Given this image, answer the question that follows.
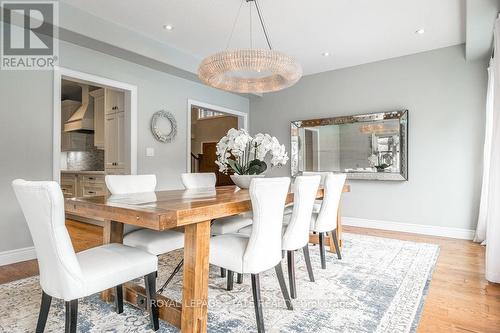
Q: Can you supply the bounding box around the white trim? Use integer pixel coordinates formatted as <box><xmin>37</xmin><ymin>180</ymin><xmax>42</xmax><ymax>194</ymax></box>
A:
<box><xmin>342</xmin><ymin>217</ymin><xmax>475</xmax><ymax>240</ymax></box>
<box><xmin>186</xmin><ymin>99</ymin><xmax>248</xmax><ymax>172</ymax></box>
<box><xmin>0</xmin><ymin>246</ymin><xmax>36</xmax><ymax>266</ymax></box>
<box><xmin>52</xmin><ymin>66</ymin><xmax>138</xmax><ymax>182</ymax></box>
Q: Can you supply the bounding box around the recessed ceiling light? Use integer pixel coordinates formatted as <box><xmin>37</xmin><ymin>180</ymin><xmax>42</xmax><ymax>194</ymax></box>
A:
<box><xmin>163</xmin><ymin>24</ymin><xmax>174</xmax><ymax>31</ymax></box>
<box><xmin>322</xmin><ymin>52</ymin><xmax>330</xmax><ymax>57</ymax></box>
<box><xmin>415</xmin><ymin>29</ymin><xmax>425</xmax><ymax>35</ymax></box>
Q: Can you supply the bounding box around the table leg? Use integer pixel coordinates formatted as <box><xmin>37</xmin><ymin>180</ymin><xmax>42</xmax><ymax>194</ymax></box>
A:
<box><xmin>181</xmin><ymin>220</ymin><xmax>211</xmax><ymax>333</ymax></box>
<box><xmin>336</xmin><ymin>204</ymin><xmax>343</xmax><ymax>247</ymax></box>
<box><xmin>102</xmin><ymin>220</ymin><xmax>124</xmax><ymax>302</ymax></box>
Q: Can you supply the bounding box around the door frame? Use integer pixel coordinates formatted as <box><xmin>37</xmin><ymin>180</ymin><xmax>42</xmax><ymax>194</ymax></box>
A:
<box><xmin>186</xmin><ymin>99</ymin><xmax>248</xmax><ymax>172</ymax></box>
<box><xmin>53</xmin><ymin>66</ymin><xmax>138</xmax><ymax>182</ymax></box>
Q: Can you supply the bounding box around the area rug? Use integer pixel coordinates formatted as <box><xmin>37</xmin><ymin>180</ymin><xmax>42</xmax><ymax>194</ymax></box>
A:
<box><xmin>0</xmin><ymin>233</ymin><xmax>439</xmax><ymax>333</ymax></box>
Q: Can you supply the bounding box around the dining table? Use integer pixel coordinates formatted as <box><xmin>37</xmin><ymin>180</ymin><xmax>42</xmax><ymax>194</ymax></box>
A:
<box><xmin>65</xmin><ymin>184</ymin><xmax>350</xmax><ymax>333</ymax></box>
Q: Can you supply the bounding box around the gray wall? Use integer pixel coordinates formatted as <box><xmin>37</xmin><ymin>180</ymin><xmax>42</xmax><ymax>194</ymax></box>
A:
<box><xmin>250</xmin><ymin>45</ymin><xmax>488</xmax><ymax>230</ymax></box>
<box><xmin>0</xmin><ymin>40</ymin><xmax>249</xmax><ymax>253</ymax></box>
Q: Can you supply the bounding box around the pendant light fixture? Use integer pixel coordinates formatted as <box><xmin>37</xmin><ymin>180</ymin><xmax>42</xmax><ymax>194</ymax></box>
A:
<box><xmin>198</xmin><ymin>0</ymin><xmax>302</xmax><ymax>94</ymax></box>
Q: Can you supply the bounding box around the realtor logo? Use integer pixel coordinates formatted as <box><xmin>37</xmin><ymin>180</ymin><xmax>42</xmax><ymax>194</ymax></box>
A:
<box><xmin>1</xmin><ymin>1</ymin><xmax>58</xmax><ymax>70</ymax></box>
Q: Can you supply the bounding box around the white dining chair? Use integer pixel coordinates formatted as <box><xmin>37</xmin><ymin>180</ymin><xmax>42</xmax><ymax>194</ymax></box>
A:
<box><xmin>105</xmin><ymin>175</ymin><xmax>185</xmax><ymax>292</ymax></box>
<box><xmin>209</xmin><ymin>177</ymin><xmax>293</xmax><ymax>333</ymax></box>
<box><xmin>181</xmin><ymin>172</ymin><xmax>253</xmax><ymax>282</ymax></box>
<box><xmin>309</xmin><ymin>173</ymin><xmax>347</xmax><ymax>268</ymax></box>
<box><xmin>181</xmin><ymin>173</ymin><xmax>253</xmax><ymax>236</ymax></box>
<box><xmin>284</xmin><ymin>171</ymin><xmax>330</xmax><ymax>215</ymax></box>
<box><xmin>238</xmin><ymin>175</ymin><xmax>321</xmax><ymax>299</ymax></box>
<box><xmin>12</xmin><ymin>180</ymin><xmax>159</xmax><ymax>333</ymax></box>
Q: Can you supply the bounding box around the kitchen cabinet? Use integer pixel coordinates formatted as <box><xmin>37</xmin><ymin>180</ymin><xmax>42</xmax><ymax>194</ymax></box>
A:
<box><xmin>60</xmin><ymin>172</ymin><xmax>106</xmax><ymax>198</ymax></box>
<box><xmin>105</xmin><ymin>89</ymin><xmax>125</xmax><ymax>114</ymax></box>
<box><xmin>89</xmin><ymin>89</ymin><xmax>105</xmax><ymax>149</ymax></box>
<box><xmin>105</xmin><ymin>111</ymin><xmax>126</xmax><ymax>172</ymax></box>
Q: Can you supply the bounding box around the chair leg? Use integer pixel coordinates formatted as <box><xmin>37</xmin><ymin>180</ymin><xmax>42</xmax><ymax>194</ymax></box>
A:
<box><xmin>115</xmin><ymin>284</ymin><xmax>123</xmax><ymax>314</ymax></box>
<box><xmin>251</xmin><ymin>274</ymin><xmax>265</xmax><ymax>333</ymax></box>
<box><xmin>331</xmin><ymin>230</ymin><xmax>342</xmax><ymax>260</ymax></box>
<box><xmin>227</xmin><ymin>270</ymin><xmax>234</xmax><ymax>291</ymax></box>
<box><xmin>36</xmin><ymin>291</ymin><xmax>52</xmax><ymax>333</ymax></box>
<box><xmin>302</xmin><ymin>245</ymin><xmax>315</xmax><ymax>282</ymax></box>
<box><xmin>319</xmin><ymin>232</ymin><xmax>326</xmax><ymax>269</ymax></box>
<box><xmin>144</xmin><ymin>272</ymin><xmax>160</xmax><ymax>331</ymax></box>
<box><xmin>237</xmin><ymin>273</ymin><xmax>243</xmax><ymax>284</ymax></box>
<box><xmin>274</xmin><ymin>262</ymin><xmax>293</xmax><ymax>310</ymax></box>
<box><xmin>64</xmin><ymin>299</ymin><xmax>77</xmax><ymax>333</ymax></box>
<box><xmin>286</xmin><ymin>250</ymin><xmax>297</xmax><ymax>299</ymax></box>
<box><xmin>221</xmin><ymin>267</ymin><xmax>227</xmax><ymax>278</ymax></box>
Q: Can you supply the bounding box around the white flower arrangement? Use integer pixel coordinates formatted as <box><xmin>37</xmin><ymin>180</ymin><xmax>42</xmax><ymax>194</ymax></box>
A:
<box><xmin>215</xmin><ymin>128</ymin><xmax>289</xmax><ymax>175</ymax></box>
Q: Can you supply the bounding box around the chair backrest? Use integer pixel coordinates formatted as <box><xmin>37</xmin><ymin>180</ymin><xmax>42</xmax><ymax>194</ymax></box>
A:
<box><xmin>181</xmin><ymin>173</ymin><xmax>216</xmax><ymax>189</ymax></box>
<box><xmin>302</xmin><ymin>171</ymin><xmax>331</xmax><ymax>185</ymax></box>
<box><xmin>243</xmin><ymin>177</ymin><xmax>291</xmax><ymax>273</ymax></box>
<box><xmin>105</xmin><ymin>174</ymin><xmax>157</xmax><ymax>194</ymax></box>
<box><xmin>313</xmin><ymin>173</ymin><xmax>346</xmax><ymax>232</ymax></box>
<box><xmin>105</xmin><ymin>175</ymin><xmax>157</xmax><ymax>234</ymax></box>
<box><xmin>282</xmin><ymin>175</ymin><xmax>321</xmax><ymax>251</ymax></box>
<box><xmin>12</xmin><ymin>180</ymin><xmax>84</xmax><ymax>300</ymax></box>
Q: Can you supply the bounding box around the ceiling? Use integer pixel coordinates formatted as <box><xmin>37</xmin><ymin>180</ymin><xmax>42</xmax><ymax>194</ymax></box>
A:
<box><xmin>60</xmin><ymin>0</ymin><xmax>465</xmax><ymax>76</ymax></box>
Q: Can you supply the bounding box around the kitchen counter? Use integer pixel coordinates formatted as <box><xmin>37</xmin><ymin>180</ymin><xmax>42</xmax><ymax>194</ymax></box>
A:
<box><xmin>61</xmin><ymin>170</ymin><xmax>105</xmax><ymax>175</ymax></box>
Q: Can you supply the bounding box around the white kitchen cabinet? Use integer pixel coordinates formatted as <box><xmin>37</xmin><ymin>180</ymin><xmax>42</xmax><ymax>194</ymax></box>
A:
<box><xmin>105</xmin><ymin>111</ymin><xmax>126</xmax><ymax>173</ymax></box>
<box><xmin>105</xmin><ymin>89</ymin><xmax>124</xmax><ymax>114</ymax></box>
<box><xmin>89</xmin><ymin>89</ymin><xmax>105</xmax><ymax>149</ymax></box>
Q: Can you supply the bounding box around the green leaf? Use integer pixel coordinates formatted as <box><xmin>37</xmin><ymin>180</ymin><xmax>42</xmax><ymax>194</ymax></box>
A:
<box><xmin>226</xmin><ymin>159</ymin><xmax>242</xmax><ymax>174</ymax></box>
<box><xmin>247</xmin><ymin>159</ymin><xmax>267</xmax><ymax>175</ymax></box>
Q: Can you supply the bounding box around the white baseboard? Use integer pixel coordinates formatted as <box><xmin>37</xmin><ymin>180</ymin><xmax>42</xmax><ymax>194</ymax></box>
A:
<box><xmin>0</xmin><ymin>246</ymin><xmax>37</xmax><ymax>266</ymax></box>
<box><xmin>342</xmin><ymin>217</ymin><xmax>475</xmax><ymax>240</ymax></box>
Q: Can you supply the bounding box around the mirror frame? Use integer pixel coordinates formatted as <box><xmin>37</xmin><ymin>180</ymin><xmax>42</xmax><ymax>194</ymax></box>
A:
<box><xmin>290</xmin><ymin>110</ymin><xmax>408</xmax><ymax>181</ymax></box>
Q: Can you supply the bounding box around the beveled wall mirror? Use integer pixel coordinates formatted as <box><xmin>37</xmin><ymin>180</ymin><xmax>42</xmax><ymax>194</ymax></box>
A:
<box><xmin>291</xmin><ymin>110</ymin><xmax>408</xmax><ymax>180</ymax></box>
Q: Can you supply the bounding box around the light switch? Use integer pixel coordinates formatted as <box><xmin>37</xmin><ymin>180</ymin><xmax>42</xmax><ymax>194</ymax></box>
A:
<box><xmin>146</xmin><ymin>147</ymin><xmax>155</xmax><ymax>157</ymax></box>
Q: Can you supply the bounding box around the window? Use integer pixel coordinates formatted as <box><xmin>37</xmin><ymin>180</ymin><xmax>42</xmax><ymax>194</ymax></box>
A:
<box><xmin>198</xmin><ymin>108</ymin><xmax>224</xmax><ymax>119</ymax></box>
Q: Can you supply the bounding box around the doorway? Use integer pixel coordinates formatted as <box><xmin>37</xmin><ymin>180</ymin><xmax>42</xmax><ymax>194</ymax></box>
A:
<box><xmin>187</xmin><ymin>100</ymin><xmax>247</xmax><ymax>186</ymax></box>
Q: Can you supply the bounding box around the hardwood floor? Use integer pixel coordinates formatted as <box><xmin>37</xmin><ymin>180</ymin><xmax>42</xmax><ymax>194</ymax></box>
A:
<box><xmin>0</xmin><ymin>220</ymin><xmax>498</xmax><ymax>332</ymax></box>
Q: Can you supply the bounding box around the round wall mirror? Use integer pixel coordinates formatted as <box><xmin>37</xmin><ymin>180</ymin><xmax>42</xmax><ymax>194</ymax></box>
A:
<box><xmin>151</xmin><ymin>110</ymin><xmax>177</xmax><ymax>143</ymax></box>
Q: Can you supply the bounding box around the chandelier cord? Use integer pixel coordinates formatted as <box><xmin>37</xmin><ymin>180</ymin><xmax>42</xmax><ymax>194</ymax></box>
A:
<box><xmin>226</xmin><ymin>0</ymin><xmax>245</xmax><ymax>49</ymax></box>
<box><xmin>253</xmin><ymin>0</ymin><xmax>273</xmax><ymax>50</ymax></box>
<box><xmin>249</xmin><ymin>2</ymin><xmax>253</xmax><ymax>49</ymax></box>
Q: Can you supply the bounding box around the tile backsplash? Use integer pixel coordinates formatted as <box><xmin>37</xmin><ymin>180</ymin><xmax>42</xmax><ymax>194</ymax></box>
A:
<box><xmin>65</xmin><ymin>149</ymin><xmax>104</xmax><ymax>171</ymax></box>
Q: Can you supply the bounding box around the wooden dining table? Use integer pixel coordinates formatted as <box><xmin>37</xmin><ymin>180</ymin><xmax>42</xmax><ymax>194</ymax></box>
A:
<box><xmin>65</xmin><ymin>184</ymin><xmax>350</xmax><ymax>333</ymax></box>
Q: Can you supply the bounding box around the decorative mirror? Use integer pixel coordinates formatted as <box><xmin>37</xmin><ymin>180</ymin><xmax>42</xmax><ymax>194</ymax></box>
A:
<box><xmin>291</xmin><ymin>110</ymin><xmax>408</xmax><ymax>181</ymax></box>
<box><xmin>151</xmin><ymin>110</ymin><xmax>177</xmax><ymax>143</ymax></box>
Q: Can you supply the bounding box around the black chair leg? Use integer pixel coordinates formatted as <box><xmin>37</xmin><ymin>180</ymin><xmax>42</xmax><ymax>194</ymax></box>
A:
<box><xmin>237</xmin><ymin>273</ymin><xmax>243</xmax><ymax>284</ymax></box>
<box><xmin>36</xmin><ymin>291</ymin><xmax>52</xmax><ymax>333</ymax></box>
<box><xmin>227</xmin><ymin>270</ymin><xmax>234</xmax><ymax>291</ymax></box>
<box><xmin>64</xmin><ymin>299</ymin><xmax>77</xmax><ymax>333</ymax></box>
<box><xmin>286</xmin><ymin>250</ymin><xmax>297</xmax><ymax>299</ymax></box>
<box><xmin>302</xmin><ymin>245</ymin><xmax>315</xmax><ymax>282</ymax></box>
<box><xmin>319</xmin><ymin>232</ymin><xmax>326</xmax><ymax>269</ymax></box>
<box><xmin>221</xmin><ymin>267</ymin><xmax>227</xmax><ymax>278</ymax></box>
<box><xmin>274</xmin><ymin>263</ymin><xmax>293</xmax><ymax>310</ymax></box>
<box><xmin>251</xmin><ymin>274</ymin><xmax>265</xmax><ymax>333</ymax></box>
<box><xmin>331</xmin><ymin>230</ymin><xmax>342</xmax><ymax>260</ymax></box>
<box><xmin>145</xmin><ymin>272</ymin><xmax>160</xmax><ymax>331</ymax></box>
<box><xmin>115</xmin><ymin>284</ymin><xmax>123</xmax><ymax>314</ymax></box>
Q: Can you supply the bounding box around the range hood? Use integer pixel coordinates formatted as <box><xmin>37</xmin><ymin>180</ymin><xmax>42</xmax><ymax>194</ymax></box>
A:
<box><xmin>64</xmin><ymin>84</ymin><xmax>94</xmax><ymax>132</ymax></box>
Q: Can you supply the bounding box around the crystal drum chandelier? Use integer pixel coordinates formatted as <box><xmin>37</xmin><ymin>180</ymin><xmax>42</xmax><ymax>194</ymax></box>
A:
<box><xmin>198</xmin><ymin>0</ymin><xmax>302</xmax><ymax>94</ymax></box>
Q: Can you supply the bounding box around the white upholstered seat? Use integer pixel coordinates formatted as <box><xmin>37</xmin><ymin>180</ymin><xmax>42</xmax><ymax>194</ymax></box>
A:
<box><xmin>106</xmin><ymin>175</ymin><xmax>184</xmax><ymax>256</ymax></box>
<box><xmin>309</xmin><ymin>173</ymin><xmax>347</xmax><ymax>268</ymax></box>
<box><xmin>12</xmin><ymin>180</ymin><xmax>159</xmax><ymax>332</ymax></box>
<box><xmin>238</xmin><ymin>176</ymin><xmax>321</xmax><ymax>298</ymax></box>
<box><xmin>209</xmin><ymin>177</ymin><xmax>293</xmax><ymax>333</ymax></box>
<box><xmin>180</xmin><ymin>172</ymin><xmax>253</xmax><ymax>235</ymax></box>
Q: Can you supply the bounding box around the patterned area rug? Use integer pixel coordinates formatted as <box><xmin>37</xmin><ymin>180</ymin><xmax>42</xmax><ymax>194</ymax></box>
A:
<box><xmin>0</xmin><ymin>233</ymin><xmax>439</xmax><ymax>333</ymax></box>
